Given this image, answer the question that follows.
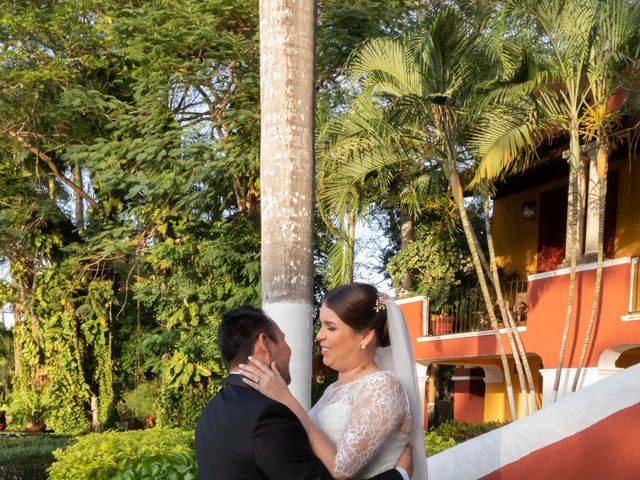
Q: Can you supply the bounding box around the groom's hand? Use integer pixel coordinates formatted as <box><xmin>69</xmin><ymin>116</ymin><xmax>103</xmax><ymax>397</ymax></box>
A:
<box><xmin>395</xmin><ymin>444</ymin><xmax>413</xmax><ymax>478</ymax></box>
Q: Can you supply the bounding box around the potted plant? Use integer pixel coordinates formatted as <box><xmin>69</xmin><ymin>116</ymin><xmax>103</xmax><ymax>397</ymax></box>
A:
<box><xmin>11</xmin><ymin>390</ymin><xmax>48</xmax><ymax>432</ymax></box>
<box><xmin>122</xmin><ymin>381</ymin><xmax>159</xmax><ymax>429</ymax></box>
<box><xmin>430</xmin><ymin>314</ymin><xmax>455</xmax><ymax>336</ymax></box>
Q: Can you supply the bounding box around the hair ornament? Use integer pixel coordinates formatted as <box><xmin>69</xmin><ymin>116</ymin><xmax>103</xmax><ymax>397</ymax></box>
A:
<box><xmin>374</xmin><ymin>292</ymin><xmax>390</xmax><ymax>312</ymax></box>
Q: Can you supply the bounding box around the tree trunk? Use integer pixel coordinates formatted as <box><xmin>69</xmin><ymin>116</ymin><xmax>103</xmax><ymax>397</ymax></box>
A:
<box><xmin>399</xmin><ymin>208</ymin><xmax>414</xmax><ymax>295</ymax></box>
<box><xmin>483</xmin><ymin>196</ymin><xmax>536</xmax><ymax>415</ymax></box>
<box><xmin>7</xmin><ymin>130</ymin><xmax>99</xmax><ymax>209</ymax></box>
<box><xmin>449</xmin><ymin>169</ymin><xmax>517</xmax><ymax>420</ymax></box>
<box><xmin>553</xmin><ymin>123</ymin><xmax>582</xmax><ymax>401</ymax></box>
<box><xmin>73</xmin><ymin>163</ymin><xmax>84</xmax><ymax>235</ymax></box>
<box><xmin>572</xmin><ymin>140</ymin><xmax>608</xmax><ymax>391</ymax></box>
<box><xmin>259</xmin><ymin>0</ymin><xmax>316</xmax><ymax>409</ymax></box>
<box><xmin>346</xmin><ymin>210</ymin><xmax>356</xmax><ymax>283</ymax></box>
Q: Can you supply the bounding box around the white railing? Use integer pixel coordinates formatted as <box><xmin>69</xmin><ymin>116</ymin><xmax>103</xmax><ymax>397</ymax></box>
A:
<box><xmin>630</xmin><ymin>256</ymin><xmax>640</xmax><ymax>314</ymax></box>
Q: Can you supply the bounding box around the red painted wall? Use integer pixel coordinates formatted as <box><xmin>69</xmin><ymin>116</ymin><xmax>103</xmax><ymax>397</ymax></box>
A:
<box><xmin>408</xmin><ymin>262</ymin><xmax>640</xmax><ymax>369</ymax></box>
<box><xmin>453</xmin><ymin>368</ymin><xmax>485</xmax><ymax>424</ymax></box>
<box><xmin>480</xmin><ymin>402</ymin><xmax>640</xmax><ymax>480</ymax></box>
<box><xmin>398</xmin><ymin>299</ymin><xmax>425</xmax><ymax>343</ymax></box>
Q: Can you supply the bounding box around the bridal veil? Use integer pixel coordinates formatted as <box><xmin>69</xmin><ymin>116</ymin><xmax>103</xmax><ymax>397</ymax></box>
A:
<box><xmin>376</xmin><ymin>299</ymin><xmax>428</xmax><ymax>480</ymax></box>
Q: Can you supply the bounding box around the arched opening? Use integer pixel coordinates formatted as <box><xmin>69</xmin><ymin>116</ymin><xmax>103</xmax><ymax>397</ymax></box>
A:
<box><xmin>598</xmin><ymin>344</ymin><xmax>640</xmax><ymax>370</ymax></box>
<box><xmin>615</xmin><ymin>347</ymin><xmax>640</xmax><ymax>368</ymax></box>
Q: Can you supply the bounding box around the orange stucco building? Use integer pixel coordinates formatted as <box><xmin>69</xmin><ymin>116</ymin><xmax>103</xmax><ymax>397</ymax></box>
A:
<box><xmin>399</xmin><ymin>141</ymin><xmax>640</xmax><ymax>424</ymax></box>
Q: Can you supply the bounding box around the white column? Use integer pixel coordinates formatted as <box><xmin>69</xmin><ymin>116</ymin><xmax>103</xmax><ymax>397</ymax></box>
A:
<box><xmin>263</xmin><ymin>303</ymin><xmax>314</xmax><ymax>410</ymax></box>
<box><xmin>583</xmin><ymin>145</ymin><xmax>600</xmax><ymax>258</ymax></box>
<box><xmin>416</xmin><ymin>363</ymin><xmax>429</xmax><ymax>425</ymax></box>
<box><xmin>539</xmin><ymin>367</ymin><xmax>622</xmax><ymax>406</ymax></box>
<box><xmin>562</xmin><ymin>150</ymin><xmax>588</xmax><ymax>264</ymax></box>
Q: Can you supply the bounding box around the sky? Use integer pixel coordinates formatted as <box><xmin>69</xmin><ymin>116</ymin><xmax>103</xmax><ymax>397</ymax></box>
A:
<box><xmin>353</xmin><ymin>217</ymin><xmax>394</xmax><ymax>295</ymax></box>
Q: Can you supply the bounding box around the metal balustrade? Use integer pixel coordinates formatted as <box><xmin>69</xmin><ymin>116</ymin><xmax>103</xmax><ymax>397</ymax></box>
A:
<box><xmin>429</xmin><ymin>280</ymin><xmax>528</xmax><ymax>336</ymax></box>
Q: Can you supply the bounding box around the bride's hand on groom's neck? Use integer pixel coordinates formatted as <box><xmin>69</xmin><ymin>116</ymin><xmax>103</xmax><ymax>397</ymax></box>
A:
<box><xmin>239</xmin><ymin>356</ymin><xmax>292</xmax><ymax>405</ymax></box>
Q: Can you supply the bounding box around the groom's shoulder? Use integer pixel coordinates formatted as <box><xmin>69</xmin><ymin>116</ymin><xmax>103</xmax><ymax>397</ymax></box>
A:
<box><xmin>205</xmin><ymin>380</ymin><xmax>294</xmax><ymax>422</ymax></box>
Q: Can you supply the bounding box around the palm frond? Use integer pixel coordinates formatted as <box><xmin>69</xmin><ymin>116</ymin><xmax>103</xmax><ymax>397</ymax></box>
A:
<box><xmin>470</xmin><ymin>103</ymin><xmax>543</xmax><ymax>182</ymax></box>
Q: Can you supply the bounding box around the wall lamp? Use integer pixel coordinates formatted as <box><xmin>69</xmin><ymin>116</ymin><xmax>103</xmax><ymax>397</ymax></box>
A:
<box><xmin>521</xmin><ymin>200</ymin><xmax>537</xmax><ymax>220</ymax></box>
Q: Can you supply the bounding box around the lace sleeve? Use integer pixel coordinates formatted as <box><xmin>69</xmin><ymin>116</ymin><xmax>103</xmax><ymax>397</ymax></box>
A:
<box><xmin>333</xmin><ymin>372</ymin><xmax>411</xmax><ymax>478</ymax></box>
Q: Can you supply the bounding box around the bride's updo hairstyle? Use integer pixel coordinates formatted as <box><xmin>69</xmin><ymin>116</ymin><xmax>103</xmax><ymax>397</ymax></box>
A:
<box><xmin>321</xmin><ymin>283</ymin><xmax>390</xmax><ymax>347</ymax></box>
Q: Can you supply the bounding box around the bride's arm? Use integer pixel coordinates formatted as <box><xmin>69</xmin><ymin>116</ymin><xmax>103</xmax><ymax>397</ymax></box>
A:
<box><xmin>239</xmin><ymin>357</ymin><xmax>346</xmax><ymax>479</ymax></box>
<box><xmin>330</xmin><ymin>373</ymin><xmax>409</xmax><ymax>478</ymax></box>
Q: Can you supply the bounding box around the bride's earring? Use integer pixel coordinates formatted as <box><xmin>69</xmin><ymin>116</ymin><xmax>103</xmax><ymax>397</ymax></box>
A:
<box><xmin>360</xmin><ymin>344</ymin><xmax>366</xmax><ymax>350</ymax></box>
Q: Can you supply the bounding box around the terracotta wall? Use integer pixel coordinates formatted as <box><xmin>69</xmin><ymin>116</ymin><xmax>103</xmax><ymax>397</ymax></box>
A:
<box><xmin>453</xmin><ymin>368</ymin><xmax>485</xmax><ymax>423</ymax></box>
<box><xmin>480</xmin><ymin>403</ymin><xmax>640</xmax><ymax>480</ymax></box>
<box><xmin>412</xmin><ymin>261</ymin><xmax>640</xmax><ymax>370</ymax></box>
<box><xmin>526</xmin><ymin>260</ymin><xmax>638</xmax><ymax>369</ymax></box>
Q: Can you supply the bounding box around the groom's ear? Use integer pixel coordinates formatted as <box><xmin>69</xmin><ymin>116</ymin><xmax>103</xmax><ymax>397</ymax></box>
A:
<box><xmin>252</xmin><ymin>332</ymin><xmax>271</xmax><ymax>363</ymax></box>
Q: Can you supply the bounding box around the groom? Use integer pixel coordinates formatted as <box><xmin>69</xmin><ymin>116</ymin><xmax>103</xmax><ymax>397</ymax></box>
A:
<box><xmin>195</xmin><ymin>306</ymin><xmax>411</xmax><ymax>480</ymax></box>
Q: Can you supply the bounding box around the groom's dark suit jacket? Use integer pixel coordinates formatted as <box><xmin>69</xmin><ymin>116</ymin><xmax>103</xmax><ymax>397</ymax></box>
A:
<box><xmin>195</xmin><ymin>374</ymin><xmax>402</xmax><ymax>480</ymax></box>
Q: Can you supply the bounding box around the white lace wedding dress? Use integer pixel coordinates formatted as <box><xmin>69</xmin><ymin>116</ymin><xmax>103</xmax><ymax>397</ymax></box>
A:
<box><xmin>309</xmin><ymin>370</ymin><xmax>413</xmax><ymax>479</ymax></box>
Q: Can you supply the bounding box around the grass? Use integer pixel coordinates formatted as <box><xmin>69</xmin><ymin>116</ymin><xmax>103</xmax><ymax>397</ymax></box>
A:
<box><xmin>0</xmin><ymin>434</ymin><xmax>73</xmax><ymax>465</ymax></box>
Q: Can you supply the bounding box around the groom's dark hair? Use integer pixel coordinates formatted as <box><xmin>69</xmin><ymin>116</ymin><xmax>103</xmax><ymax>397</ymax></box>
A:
<box><xmin>218</xmin><ymin>306</ymin><xmax>278</xmax><ymax>369</ymax></box>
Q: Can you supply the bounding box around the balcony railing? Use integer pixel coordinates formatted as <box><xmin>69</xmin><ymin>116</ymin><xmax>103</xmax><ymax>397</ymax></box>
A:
<box><xmin>429</xmin><ymin>280</ymin><xmax>528</xmax><ymax>336</ymax></box>
<box><xmin>630</xmin><ymin>256</ymin><xmax>640</xmax><ymax>313</ymax></box>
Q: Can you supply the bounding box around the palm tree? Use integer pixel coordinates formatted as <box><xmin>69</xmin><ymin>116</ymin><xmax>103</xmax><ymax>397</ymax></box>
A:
<box><xmin>259</xmin><ymin>0</ymin><xmax>316</xmax><ymax>408</ymax></box>
<box><xmin>348</xmin><ymin>8</ymin><xmax>519</xmax><ymax>419</ymax></box>
<box><xmin>481</xmin><ymin>193</ymin><xmax>536</xmax><ymax>414</ymax></box>
<box><xmin>571</xmin><ymin>0</ymin><xmax>640</xmax><ymax>391</ymax></box>
<box><xmin>474</xmin><ymin>0</ymin><xmax>639</xmax><ymax>401</ymax></box>
<box><xmin>315</xmin><ymin>95</ymin><xmax>440</xmax><ymax>289</ymax></box>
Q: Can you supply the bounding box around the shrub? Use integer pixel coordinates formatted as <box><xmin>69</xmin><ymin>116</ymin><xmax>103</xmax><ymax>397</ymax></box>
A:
<box><xmin>434</xmin><ymin>420</ymin><xmax>507</xmax><ymax>443</ymax></box>
<box><xmin>426</xmin><ymin>420</ymin><xmax>507</xmax><ymax>455</ymax></box>
<box><xmin>48</xmin><ymin>428</ymin><xmax>194</xmax><ymax>480</ymax></box>
<box><xmin>156</xmin><ymin>382</ymin><xmax>218</xmax><ymax>429</ymax></box>
<box><xmin>114</xmin><ymin>452</ymin><xmax>197</xmax><ymax>480</ymax></box>
<box><xmin>10</xmin><ymin>390</ymin><xmax>48</xmax><ymax>425</ymax></box>
<box><xmin>425</xmin><ymin>431</ymin><xmax>457</xmax><ymax>456</ymax></box>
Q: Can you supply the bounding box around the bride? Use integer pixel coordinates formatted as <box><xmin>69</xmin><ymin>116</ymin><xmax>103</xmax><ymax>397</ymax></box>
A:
<box><xmin>240</xmin><ymin>283</ymin><xmax>427</xmax><ymax>479</ymax></box>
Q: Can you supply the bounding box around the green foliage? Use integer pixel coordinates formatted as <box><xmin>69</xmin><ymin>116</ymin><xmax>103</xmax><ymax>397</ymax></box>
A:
<box><xmin>10</xmin><ymin>390</ymin><xmax>49</xmax><ymax>427</ymax></box>
<box><xmin>0</xmin><ymin>326</ymin><xmax>12</xmax><ymax>404</ymax></box>
<box><xmin>48</xmin><ymin>428</ymin><xmax>194</xmax><ymax>480</ymax></box>
<box><xmin>425</xmin><ymin>420</ymin><xmax>508</xmax><ymax>455</ymax></box>
<box><xmin>424</xmin><ymin>431</ymin><xmax>457</xmax><ymax>456</ymax></box>
<box><xmin>388</xmin><ymin>224</ymin><xmax>474</xmax><ymax>311</ymax></box>
<box><xmin>434</xmin><ymin>419</ymin><xmax>507</xmax><ymax>443</ymax></box>
<box><xmin>120</xmin><ymin>381</ymin><xmax>159</xmax><ymax>424</ymax></box>
<box><xmin>114</xmin><ymin>452</ymin><xmax>197</xmax><ymax>480</ymax></box>
<box><xmin>157</xmin><ymin>379</ymin><xmax>221</xmax><ymax>430</ymax></box>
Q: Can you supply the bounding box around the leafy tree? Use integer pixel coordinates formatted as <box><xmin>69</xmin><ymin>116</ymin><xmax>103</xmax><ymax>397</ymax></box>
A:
<box><xmin>0</xmin><ymin>0</ymin><xmax>433</xmax><ymax>431</ymax></box>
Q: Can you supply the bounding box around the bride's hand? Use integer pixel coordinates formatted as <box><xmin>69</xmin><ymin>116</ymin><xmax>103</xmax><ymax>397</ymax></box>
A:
<box><xmin>239</xmin><ymin>356</ymin><xmax>292</xmax><ymax>405</ymax></box>
<box><xmin>395</xmin><ymin>443</ymin><xmax>413</xmax><ymax>478</ymax></box>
